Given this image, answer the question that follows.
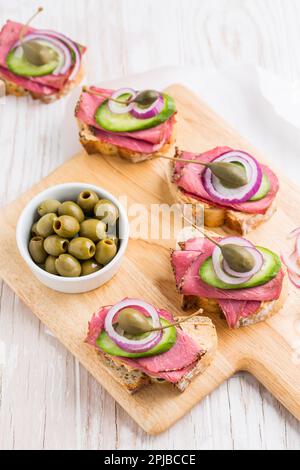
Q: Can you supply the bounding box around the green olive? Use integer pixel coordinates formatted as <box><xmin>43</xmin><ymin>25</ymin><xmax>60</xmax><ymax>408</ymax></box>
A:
<box><xmin>37</xmin><ymin>199</ymin><xmax>61</xmax><ymax>217</ymax></box>
<box><xmin>29</xmin><ymin>236</ymin><xmax>47</xmax><ymax>264</ymax></box>
<box><xmin>44</xmin><ymin>235</ymin><xmax>69</xmax><ymax>256</ymax></box>
<box><xmin>79</xmin><ymin>219</ymin><xmax>107</xmax><ymax>242</ymax></box>
<box><xmin>94</xmin><ymin>199</ymin><xmax>119</xmax><ymax>225</ymax></box>
<box><xmin>45</xmin><ymin>255</ymin><xmax>58</xmax><ymax>275</ymax></box>
<box><xmin>77</xmin><ymin>189</ymin><xmax>99</xmax><ymax>213</ymax></box>
<box><xmin>36</xmin><ymin>213</ymin><xmax>57</xmax><ymax>237</ymax></box>
<box><xmin>106</xmin><ymin>234</ymin><xmax>119</xmax><ymax>247</ymax></box>
<box><xmin>81</xmin><ymin>259</ymin><xmax>102</xmax><ymax>276</ymax></box>
<box><xmin>31</xmin><ymin>222</ymin><xmax>38</xmax><ymax>237</ymax></box>
<box><xmin>95</xmin><ymin>239</ymin><xmax>117</xmax><ymax>265</ymax></box>
<box><xmin>58</xmin><ymin>201</ymin><xmax>85</xmax><ymax>223</ymax></box>
<box><xmin>53</xmin><ymin>215</ymin><xmax>80</xmax><ymax>238</ymax></box>
<box><xmin>55</xmin><ymin>254</ymin><xmax>81</xmax><ymax>277</ymax></box>
<box><xmin>68</xmin><ymin>237</ymin><xmax>96</xmax><ymax>260</ymax></box>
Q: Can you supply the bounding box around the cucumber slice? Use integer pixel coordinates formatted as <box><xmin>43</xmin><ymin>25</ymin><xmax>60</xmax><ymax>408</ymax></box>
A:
<box><xmin>96</xmin><ymin>318</ymin><xmax>177</xmax><ymax>358</ymax></box>
<box><xmin>6</xmin><ymin>47</ymin><xmax>59</xmax><ymax>77</ymax></box>
<box><xmin>250</xmin><ymin>174</ymin><xmax>270</xmax><ymax>201</ymax></box>
<box><xmin>95</xmin><ymin>93</ymin><xmax>176</xmax><ymax>132</ymax></box>
<box><xmin>199</xmin><ymin>247</ymin><xmax>281</xmax><ymax>290</ymax></box>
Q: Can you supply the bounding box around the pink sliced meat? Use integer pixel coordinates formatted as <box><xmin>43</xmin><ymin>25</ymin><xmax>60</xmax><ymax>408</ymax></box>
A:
<box><xmin>217</xmin><ymin>299</ymin><xmax>261</xmax><ymax>328</ymax></box>
<box><xmin>86</xmin><ymin>303</ymin><xmax>203</xmax><ymax>384</ymax></box>
<box><xmin>171</xmin><ymin>237</ymin><xmax>284</xmax><ymax>328</ymax></box>
<box><xmin>0</xmin><ymin>65</ymin><xmax>57</xmax><ymax>95</ymax></box>
<box><xmin>173</xmin><ymin>147</ymin><xmax>279</xmax><ymax>214</ymax></box>
<box><xmin>75</xmin><ymin>87</ymin><xmax>174</xmax><ymax>146</ymax></box>
<box><xmin>0</xmin><ymin>20</ymin><xmax>85</xmax><ymax>93</ymax></box>
<box><xmin>93</xmin><ymin>124</ymin><xmax>173</xmax><ymax>154</ymax></box>
<box><xmin>75</xmin><ymin>86</ymin><xmax>176</xmax><ymax>152</ymax></box>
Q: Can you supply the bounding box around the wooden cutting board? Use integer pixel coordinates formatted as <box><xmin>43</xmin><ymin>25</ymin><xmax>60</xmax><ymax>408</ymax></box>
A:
<box><xmin>0</xmin><ymin>84</ymin><xmax>300</xmax><ymax>435</ymax></box>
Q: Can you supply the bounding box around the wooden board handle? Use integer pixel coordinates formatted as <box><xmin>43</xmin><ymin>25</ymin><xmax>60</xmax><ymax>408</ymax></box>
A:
<box><xmin>241</xmin><ymin>323</ymin><xmax>300</xmax><ymax>421</ymax></box>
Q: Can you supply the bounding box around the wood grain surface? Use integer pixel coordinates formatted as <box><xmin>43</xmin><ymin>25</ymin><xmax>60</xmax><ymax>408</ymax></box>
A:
<box><xmin>1</xmin><ymin>0</ymin><xmax>300</xmax><ymax>450</ymax></box>
<box><xmin>1</xmin><ymin>83</ymin><xmax>300</xmax><ymax>440</ymax></box>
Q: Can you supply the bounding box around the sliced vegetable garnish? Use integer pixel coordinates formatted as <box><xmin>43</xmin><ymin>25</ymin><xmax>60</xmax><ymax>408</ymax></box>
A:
<box><xmin>281</xmin><ymin>226</ymin><xmax>300</xmax><ymax>288</ymax></box>
<box><xmin>202</xmin><ymin>150</ymin><xmax>263</xmax><ymax>203</ymax></box>
<box><xmin>131</xmin><ymin>93</ymin><xmax>164</xmax><ymax>119</ymax></box>
<box><xmin>97</xmin><ymin>317</ymin><xmax>177</xmax><ymax>358</ymax></box>
<box><xmin>37</xmin><ymin>30</ymin><xmax>82</xmax><ymax>80</ymax></box>
<box><xmin>250</xmin><ymin>173</ymin><xmax>270</xmax><ymax>201</ymax></box>
<box><xmin>6</xmin><ymin>46</ymin><xmax>59</xmax><ymax>77</ymax></box>
<box><xmin>212</xmin><ymin>237</ymin><xmax>264</xmax><ymax>285</ymax></box>
<box><xmin>95</xmin><ymin>93</ymin><xmax>176</xmax><ymax>132</ymax></box>
<box><xmin>104</xmin><ymin>298</ymin><xmax>162</xmax><ymax>353</ymax></box>
<box><xmin>200</xmin><ymin>246</ymin><xmax>281</xmax><ymax>290</ymax></box>
<box><xmin>108</xmin><ymin>88</ymin><xmax>136</xmax><ymax>114</ymax></box>
<box><xmin>7</xmin><ymin>30</ymin><xmax>81</xmax><ymax>79</ymax></box>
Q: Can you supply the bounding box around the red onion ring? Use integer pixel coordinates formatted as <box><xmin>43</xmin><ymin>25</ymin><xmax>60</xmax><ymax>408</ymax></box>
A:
<box><xmin>13</xmin><ymin>33</ymin><xmax>72</xmax><ymax>75</ymax></box>
<box><xmin>288</xmin><ymin>270</ymin><xmax>300</xmax><ymax>288</ymax></box>
<box><xmin>281</xmin><ymin>251</ymin><xmax>300</xmax><ymax>276</ymax></box>
<box><xmin>287</xmin><ymin>227</ymin><xmax>300</xmax><ymax>239</ymax></box>
<box><xmin>104</xmin><ymin>298</ymin><xmax>162</xmax><ymax>353</ymax></box>
<box><xmin>130</xmin><ymin>93</ymin><xmax>164</xmax><ymax>119</ymax></box>
<box><xmin>203</xmin><ymin>150</ymin><xmax>263</xmax><ymax>204</ymax></box>
<box><xmin>38</xmin><ymin>30</ymin><xmax>82</xmax><ymax>80</ymax></box>
<box><xmin>108</xmin><ymin>88</ymin><xmax>136</xmax><ymax>114</ymax></box>
<box><xmin>281</xmin><ymin>227</ymin><xmax>300</xmax><ymax>289</ymax></box>
<box><xmin>212</xmin><ymin>237</ymin><xmax>263</xmax><ymax>285</ymax></box>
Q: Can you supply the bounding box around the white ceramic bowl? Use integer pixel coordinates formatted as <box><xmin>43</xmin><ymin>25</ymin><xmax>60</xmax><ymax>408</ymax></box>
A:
<box><xmin>16</xmin><ymin>183</ymin><xmax>129</xmax><ymax>293</ymax></box>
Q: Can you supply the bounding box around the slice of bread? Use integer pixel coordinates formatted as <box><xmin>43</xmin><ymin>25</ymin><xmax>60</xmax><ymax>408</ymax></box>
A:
<box><xmin>166</xmin><ymin>154</ymin><xmax>277</xmax><ymax>235</ymax></box>
<box><xmin>0</xmin><ymin>63</ymin><xmax>85</xmax><ymax>104</ymax></box>
<box><xmin>97</xmin><ymin>315</ymin><xmax>217</xmax><ymax>394</ymax></box>
<box><xmin>77</xmin><ymin>119</ymin><xmax>176</xmax><ymax>163</ymax></box>
<box><xmin>181</xmin><ymin>275</ymin><xmax>288</xmax><ymax>329</ymax></box>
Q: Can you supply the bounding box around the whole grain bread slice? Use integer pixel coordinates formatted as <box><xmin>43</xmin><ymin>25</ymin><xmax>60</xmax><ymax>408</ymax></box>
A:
<box><xmin>77</xmin><ymin>119</ymin><xmax>176</xmax><ymax>163</ymax></box>
<box><xmin>0</xmin><ymin>63</ymin><xmax>85</xmax><ymax>103</ymax></box>
<box><xmin>98</xmin><ymin>315</ymin><xmax>217</xmax><ymax>394</ymax></box>
<box><xmin>181</xmin><ymin>275</ymin><xmax>288</xmax><ymax>329</ymax></box>
<box><xmin>166</xmin><ymin>151</ymin><xmax>277</xmax><ymax>235</ymax></box>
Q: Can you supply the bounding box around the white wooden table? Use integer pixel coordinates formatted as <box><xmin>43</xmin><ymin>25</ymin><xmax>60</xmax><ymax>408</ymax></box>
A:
<box><xmin>0</xmin><ymin>0</ymin><xmax>300</xmax><ymax>450</ymax></box>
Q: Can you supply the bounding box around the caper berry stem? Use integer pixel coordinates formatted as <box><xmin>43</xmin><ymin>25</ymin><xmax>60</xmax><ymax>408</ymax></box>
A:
<box><xmin>83</xmin><ymin>86</ymin><xmax>132</xmax><ymax>104</ymax></box>
<box><xmin>144</xmin><ymin>309</ymin><xmax>203</xmax><ymax>333</ymax></box>
<box><xmin>83</xmin><ymin>87</ymin><xmax>157</xmax><ymax>106</ymax></box>
<box><xmin>181</xmin><ymin>214</ymin><xmax>255</xmax><ymax>273</ymax></box>
<box><xmin>158</xmin><ymin>154</ymin><xmax>248</xmax><ymax>187</ymax></box>
<box><xmin>20</xmin><ymin>7</ymin><xmax>44</xmax><ymax>44</ymax></box>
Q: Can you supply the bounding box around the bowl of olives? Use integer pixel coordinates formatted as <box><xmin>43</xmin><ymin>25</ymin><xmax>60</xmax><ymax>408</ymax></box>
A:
<box><xmin>16</xmin><ymin>183</ymin><xmax>129</xmax><ymax>293</ymax></box>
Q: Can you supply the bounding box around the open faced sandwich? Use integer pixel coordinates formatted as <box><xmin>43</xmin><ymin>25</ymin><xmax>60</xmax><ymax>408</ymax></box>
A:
<box><xmin>168</xmin><ymin>147</ymin><xmax>279</xmax><ymax>234</ymax></box>
<box><xmin>171</xmin><ymin>236</ymin><xmax>287</xmax><ymax>329</ymax></box>
<box><xmin>86</xmin><ymin>298</ymin><xmax>217</xmax><ymax>393</ymax></box>
<box><xmin>75</xmin><ymin>87</ymin><xmax>176</xmax><ymax>163</ymax></box>
<box><xmin>0</xmin><ymin>8</ymin><xmax>86</xmax><ymax>103</ymax></box>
